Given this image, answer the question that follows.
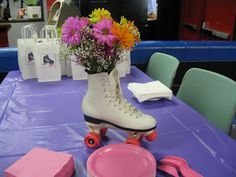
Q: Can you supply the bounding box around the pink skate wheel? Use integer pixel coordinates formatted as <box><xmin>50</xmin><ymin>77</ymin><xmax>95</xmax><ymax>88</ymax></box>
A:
<box><xmin>85</xmin><ymin>132</ymin><xmax>101</xmax><ymax>148</ymax></box>
<box><xmin>125</xmin><ymin>137</ymin><xmax>140</xmax><ymax>146</ymax></box>
<box><xmin>101</xmin><ymin>128</ymin><xmax>107</xmax><ymax>137</ymax></box>
<box><xmin>87</xmin><ymin>144</ymin><xmax>156</xmax><ymax>177</ymax></box>
<box><xmin>145</xmin><ymin>131</ymin><xmax>157</xmax><ymax>141</ymax></box>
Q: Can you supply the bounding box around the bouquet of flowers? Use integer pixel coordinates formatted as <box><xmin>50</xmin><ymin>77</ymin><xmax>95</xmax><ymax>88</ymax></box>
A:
<box><xmin>60</xmin><ymin>8</ymin><xmax>140</xmax><ymax>74</ymax></box>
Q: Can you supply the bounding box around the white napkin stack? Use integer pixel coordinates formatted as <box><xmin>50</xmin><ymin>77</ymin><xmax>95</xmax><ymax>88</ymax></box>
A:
<box><xmin>128</xmin><ymin>81</ymin><xmax>173</xmax><ymax>103</ymax></box>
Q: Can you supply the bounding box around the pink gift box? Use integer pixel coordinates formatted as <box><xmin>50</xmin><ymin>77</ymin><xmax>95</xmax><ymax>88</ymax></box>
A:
<box><xmin>5</xmin><ymin>148</ymin><xmax>74</xmax><ymax>177</ymax></box>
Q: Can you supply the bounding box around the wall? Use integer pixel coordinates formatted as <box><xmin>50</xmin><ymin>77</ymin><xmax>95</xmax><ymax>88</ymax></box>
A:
<box><xmin>8</xmin><ymin>21</ymin><xmax>44</xmax><ymax>47</ymax></box>
<box><xmin>179</xmin><ymin>0</ymin><xmax>236</xmax><ymax>40</ymax></box>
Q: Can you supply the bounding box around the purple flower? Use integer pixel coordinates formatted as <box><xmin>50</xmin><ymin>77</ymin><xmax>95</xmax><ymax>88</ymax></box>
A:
<box><xmin>62</xmin><ymin>17</ymin><xmax>88</xmax><ymax>45</ymax></box>
<box><xmin>93</xmin><ymin>18</ymin><xmax>116</xmax><ymax>47</ymax></box>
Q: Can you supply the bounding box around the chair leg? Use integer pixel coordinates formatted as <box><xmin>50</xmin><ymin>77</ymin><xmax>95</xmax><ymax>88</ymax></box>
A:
<box><xmin>230</xmin><ymin>124</ymin><xmax>236</xmax><ymax>140</ymax></box>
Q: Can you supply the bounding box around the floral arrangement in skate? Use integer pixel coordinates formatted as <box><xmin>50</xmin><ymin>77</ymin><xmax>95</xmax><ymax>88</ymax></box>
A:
<box><xmin>60</xmin><ymin>8</ymin><xmax>140</xmax><ymax>74</ymax></box>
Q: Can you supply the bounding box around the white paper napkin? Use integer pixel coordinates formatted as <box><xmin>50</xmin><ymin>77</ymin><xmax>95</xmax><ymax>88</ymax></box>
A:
<box><xmin>128</xmin><ymin>81</ymin><xmax>172</xmax><ymax>102</ymax></box>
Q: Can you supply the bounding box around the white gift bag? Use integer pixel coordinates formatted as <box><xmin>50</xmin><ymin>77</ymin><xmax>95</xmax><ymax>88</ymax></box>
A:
<box><xmin>61</xmin><ymin>58</ymin><xmax>72</xmax><ymax>77</ymax></box>
<box><xmin>124</xmin><ymin>50</ymin><xmax>131</xmax><ymax>74</ymax></box>
<box><xmin>65</xmin><ymin>58</ymin><xmax>72</xmax><ymax>77</ymax></box>
<box><xmin>33</xmin><ymin>25</ymin><xmax>61</xmax><ymax>82</ymax></box>
<box><xmin>59</xmin><ymin>43</ymin><xmax>72</xmax><ymax>77</ymax></box>
<box><xmin>117</xmin><ymin>50</ymin><xmax>131</xmax><ymax>77</ymax></box>
<box><xmin>60</xmin><ymin>59</ymin><xmax>67</xmax><ymax>76</ymax></box>
<box><xmin>71</xmin><ymin>55</ymin><xmax>88</xmax><ymax>80</ymax></box>
<box><xmin>116</xmin><ymin>60</ymin><xmax>127</xmax><ymax>77</ymax></box>
<box><xmin>17</xmin><ymin>24</ymin><xmax>38</xmax><ymax>80</ymax></box>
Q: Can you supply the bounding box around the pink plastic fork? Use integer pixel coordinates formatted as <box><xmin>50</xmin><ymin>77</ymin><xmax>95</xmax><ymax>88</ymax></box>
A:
<box><xmin>157</xmin><ymin>164</ymin><xmax>179</xmax><ymax>177</ymax></box>
<box><xmin>160</xmin><ymin>156</ymin><xmax>203</xmax><ymax>177</ymax></box>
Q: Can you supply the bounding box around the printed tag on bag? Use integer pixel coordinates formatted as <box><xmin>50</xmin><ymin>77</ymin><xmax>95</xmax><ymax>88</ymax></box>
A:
<box><xmin>41</xmin><ymin>54</ymin><xmax>56</xmax><ymax>68</ymax></box>
<box><xmin>25</xmin><ymin>51</ymin><xmax>34</xmax><ymax>65</ymax></box>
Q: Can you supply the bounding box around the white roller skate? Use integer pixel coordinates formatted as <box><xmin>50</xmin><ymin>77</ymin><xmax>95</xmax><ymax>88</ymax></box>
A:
<box><xmin>82</xmin><ymin>68</ymin><xmax>157</xmax><ymax>148</ymax></box>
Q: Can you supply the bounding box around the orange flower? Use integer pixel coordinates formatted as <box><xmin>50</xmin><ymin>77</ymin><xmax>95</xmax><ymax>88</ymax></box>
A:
<box><xmin>120</xmin><ymin>16</ymin><xmax>140</xmax><ymax>43</ymax></box>
<box><xmin>126</xmin><ymin>21</ymin><xmax>141</xmax><ymax>42</ymax></box>
<box><xmin>111</xmin><ymin>22</ymin><xmax>134</xmax><ymax>50</ymax></box>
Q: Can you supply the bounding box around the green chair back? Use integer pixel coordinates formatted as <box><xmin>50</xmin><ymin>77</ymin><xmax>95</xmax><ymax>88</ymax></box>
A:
<box><xmin>146</xmin><ymin>52</ymin><xmax>179</xmax><ymax>88</ymax></box>
<box><xmin>177</xmin><ymin>68</ymin><xmax>236</xmax><ymax>133</ymax></box>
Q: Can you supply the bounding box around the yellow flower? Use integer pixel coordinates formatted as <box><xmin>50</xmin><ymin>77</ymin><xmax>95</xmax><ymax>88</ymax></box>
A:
<box><xmin>120</xmin><ymin>16</ymin><xmax>128</xmax><ymax>25</ymax></box>
<box><xmin>89</xmin><ymin>8</ymin><xmax>112</xmax><ymax>23</ymax></box>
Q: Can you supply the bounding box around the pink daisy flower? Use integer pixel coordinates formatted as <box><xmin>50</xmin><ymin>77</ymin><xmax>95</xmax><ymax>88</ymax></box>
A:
<box><xmin>62</xmin><ymin>17</ymin><xmax>88</xmax><ymax>45</ymax></box>
<box><xmin>93</xmin><ymin>18</ymin><xmax>116</xmax><ymax>47</ymax></box>
<box><xmin>78</xmin><ymin>17</ymin><xmax>89</xmax><ymax>27</ymax></box>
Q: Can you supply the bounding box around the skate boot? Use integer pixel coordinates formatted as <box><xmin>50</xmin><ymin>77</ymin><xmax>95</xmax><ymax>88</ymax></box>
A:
<box><xmin>28</xmin><ymin>52</ymin><xmax>34</xmax><ymax>62</ymax></box>
<box><xmin>108</xmin><ymin>68</ymin><xmax>157</xmax><ymax>143</ymax></box>
<box><xmin>82</xmin><ymin>68</ymin><xmax>157</xmax><ymax>148</ymax></box>
<box><xmin>43</xmin><ymin>55</ymin><xmax>54</xmax><ymax>65</ymax></box>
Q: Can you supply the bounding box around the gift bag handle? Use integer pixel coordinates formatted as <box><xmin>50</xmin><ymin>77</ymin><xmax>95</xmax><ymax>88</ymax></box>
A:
<box><xmin>21</xmin><ymin>24</ymin><xmax>38</xmax><ymax>40</ymax></box>
<box><xmin>40</xmin><ymin>25</ymin><xmax>58</xmax><ymax>40</ymax></box>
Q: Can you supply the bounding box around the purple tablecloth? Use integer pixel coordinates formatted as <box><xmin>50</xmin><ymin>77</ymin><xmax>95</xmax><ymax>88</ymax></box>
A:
<box><xmin>0</xmin><ymin>67</ymin><xmax>236</xmax><ymax>177</ymax></box>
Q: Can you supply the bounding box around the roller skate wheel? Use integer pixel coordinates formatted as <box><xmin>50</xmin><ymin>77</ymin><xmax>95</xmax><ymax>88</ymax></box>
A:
<box><xmin>101</xmin><ymin>128</ymin><xmax>107</xmax><ymax>136</ymax></box>
<box><xmin>145</xmin><ymin>131</ymin><xmax>157</xmax><ymax>141</ymax></box>
<box><xmin>125</xmin><ymin>137</ymin><xmax>140</xmax><ymax>146</ymax></box>
<box><xmin>85</xmin><ymin>132</ymin><xmax>101</xmax><ymax>148</ymax></box>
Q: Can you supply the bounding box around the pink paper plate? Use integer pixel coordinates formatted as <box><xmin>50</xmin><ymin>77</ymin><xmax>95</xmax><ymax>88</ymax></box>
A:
<box><xmin>87</xmin><ymin>144</ymin><xmax>156</xmax><ymax>177</ymax></box>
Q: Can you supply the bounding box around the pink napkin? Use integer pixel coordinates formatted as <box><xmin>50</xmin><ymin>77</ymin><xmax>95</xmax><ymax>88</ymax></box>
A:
<box><xmin>5</xmin><ymin>148</ymin><xmax>74</xmax><ymax>177</ymax></box>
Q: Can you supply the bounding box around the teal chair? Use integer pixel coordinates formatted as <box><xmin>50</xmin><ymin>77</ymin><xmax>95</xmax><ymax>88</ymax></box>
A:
<box><xmin>146</xmin><ymin>52</ymin><xmax>179</xmax><ymax>88</ymax></box>
<box><xmin>177</xmin><ymin>68</ymin><xmax>236</xmax><ymax>134</ymax></box>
